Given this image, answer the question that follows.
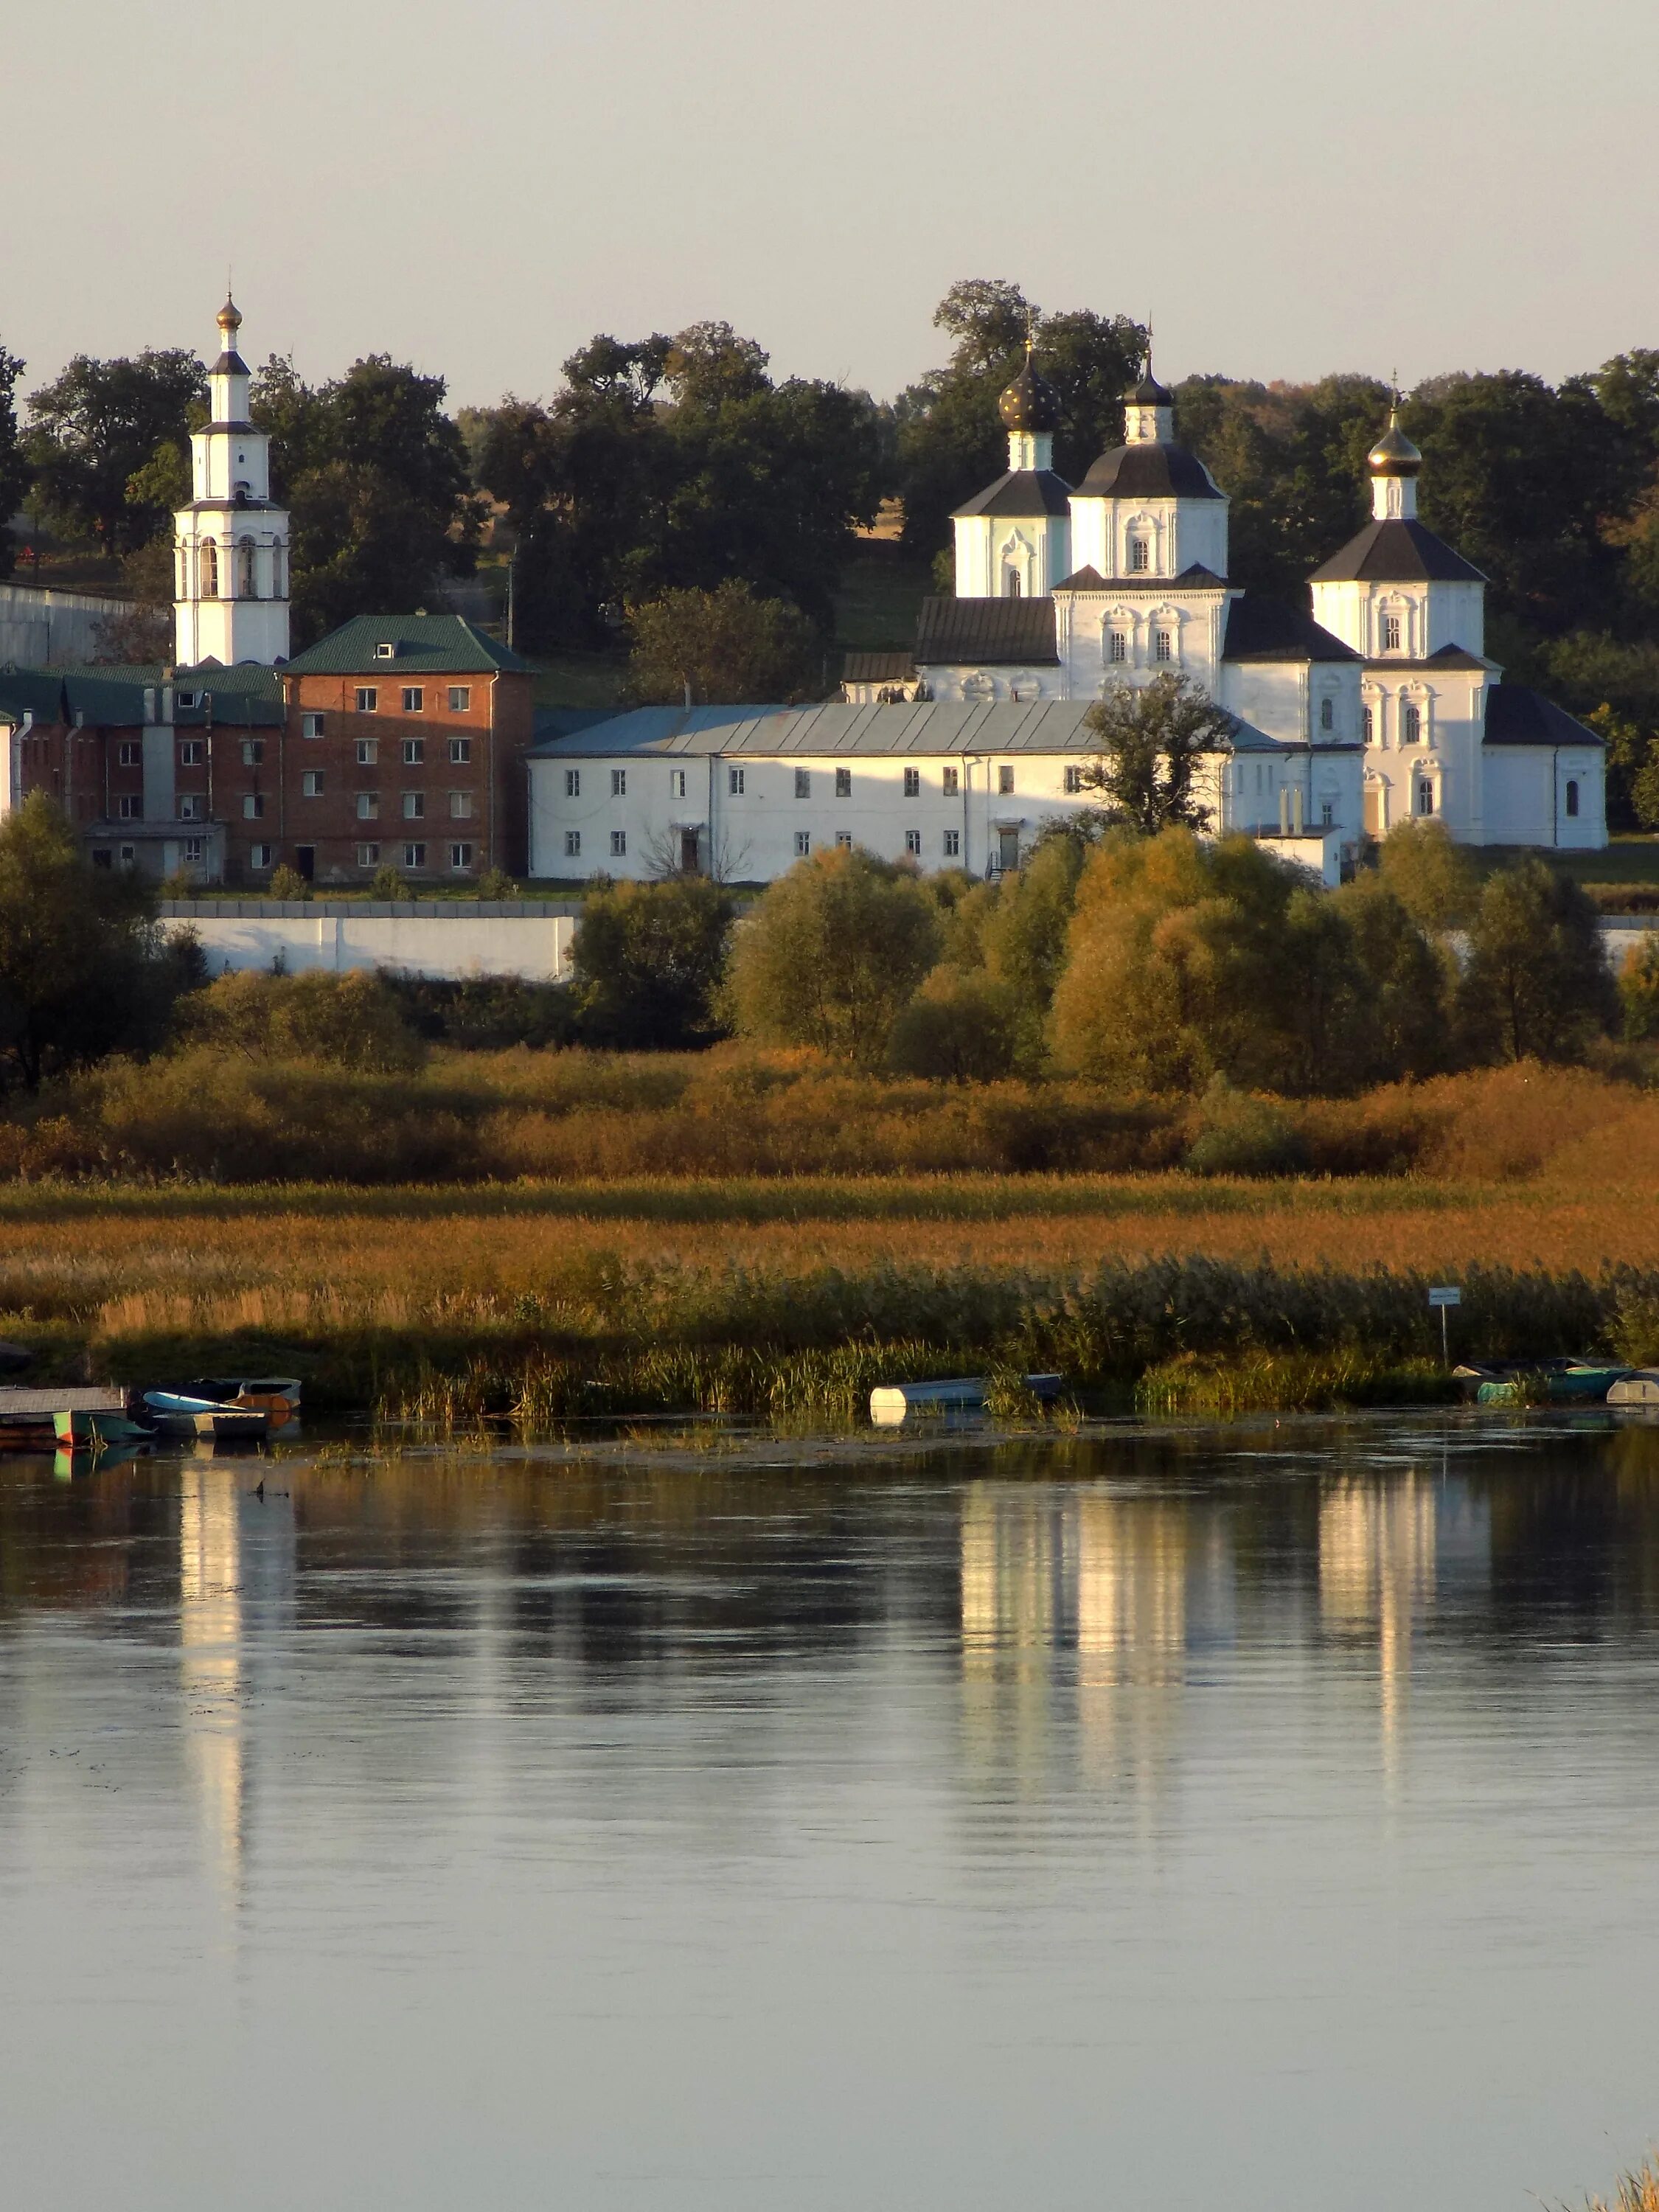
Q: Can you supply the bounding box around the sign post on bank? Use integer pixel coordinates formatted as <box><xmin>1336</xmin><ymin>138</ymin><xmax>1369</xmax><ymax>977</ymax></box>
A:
<box><xmin>1428</xmin><ymin>1285</ymin><xmax>1461</xmax><ymax>1366</ymax></box>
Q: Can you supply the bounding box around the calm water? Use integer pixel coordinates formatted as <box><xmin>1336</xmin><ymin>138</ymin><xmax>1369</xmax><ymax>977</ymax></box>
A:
<box><xmin>4</xmin><ymin>1415</ymin><xmax>1659</xmax><ymax>2211</ymax></box>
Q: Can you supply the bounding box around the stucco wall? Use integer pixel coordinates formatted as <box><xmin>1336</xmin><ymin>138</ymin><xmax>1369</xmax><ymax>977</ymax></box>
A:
<box><xmin>159</xmin><ymin>902</ymin><xmax>575</xmax><ymax>981</ymax></box>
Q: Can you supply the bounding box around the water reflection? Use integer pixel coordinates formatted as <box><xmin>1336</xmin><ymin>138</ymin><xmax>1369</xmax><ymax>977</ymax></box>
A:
<box><xmin>2</xmin><ymin>1419</ymin><xmax>1659</xmax><ymax>2212</ymax></box>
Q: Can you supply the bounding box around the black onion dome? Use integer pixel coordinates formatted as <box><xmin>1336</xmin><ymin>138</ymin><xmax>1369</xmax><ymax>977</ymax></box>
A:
<box><xmin>998</xmin><ymin>355</ymin><xmax>1060</xmax><ymax>434</ymax></box>
<box><xmin>1127</xmin><ymin>368</ymin><xmax>1174</xmax><ymax>406</ymax></box>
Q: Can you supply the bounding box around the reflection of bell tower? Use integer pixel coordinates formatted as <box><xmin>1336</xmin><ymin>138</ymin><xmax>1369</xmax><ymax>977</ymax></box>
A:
<box><xmin>173</xmin><ymin>297</ymin><xmax>291</xmax><ymax>667</ymax></box>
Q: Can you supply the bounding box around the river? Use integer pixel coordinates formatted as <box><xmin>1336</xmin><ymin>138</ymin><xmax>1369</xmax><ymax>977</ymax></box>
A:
<box><xmin>2</xmin><ymin>1413</ymin><xmax>1658</xmax><ymax>2210</ymax></box>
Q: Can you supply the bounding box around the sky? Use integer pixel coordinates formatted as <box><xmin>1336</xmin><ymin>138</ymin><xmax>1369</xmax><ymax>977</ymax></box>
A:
<box><xmin>10</xmin><ymin>0</ymin><xmax>1659</xmax><ymax>412</ymax></box>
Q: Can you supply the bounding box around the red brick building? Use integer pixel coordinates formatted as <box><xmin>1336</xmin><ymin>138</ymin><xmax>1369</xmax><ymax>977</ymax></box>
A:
<box><xmin>1</xmin><ymin>614</ymin><xmax>537</xmax><ymax>887</ymax></box>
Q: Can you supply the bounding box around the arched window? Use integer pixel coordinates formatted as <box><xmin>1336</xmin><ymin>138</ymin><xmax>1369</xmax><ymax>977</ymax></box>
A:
<box><xmin>1154</xmin><ymin>628</ymin><xmax>1173</xmax><ymax>662</ymax></box>
<box><xmin>1108</xmin><ymin>630</ymin><xmax>1128</xmax><ymax>664</ymax></box>
<box><xmin>1003</xmin><ymin>569</ymin><xmax>1022</xmax><ymax>599</ymax></box>
<box><xmin>201</xmin><ymin>538</ymin><xmax>218</xmax><ymax>598</ymax></box>
<box><xmin>272</xmin><ymin>542</ymin><xmax>286</xmax><ymax>598</ymax></box>
<box><xmin>1565</xmin><ymin>779</ymin><xmax>1580</xmax><ymax>818</ymax></box>
<box><xmin>1403</xmin><ymin>703</ymin><xmax>1422</xmax><ymax>745</ymax></box>
<box><xmin>1319</xmin><ymin>696</ymin><xmax>1335</xmax><ymax>731</ymax></box>
<box><xmin>238</xmin><ymin>538</ymin><xmax>257</xmax><ymax>598</ymax></box>
<box><xmin>1416</xmin><ymin>777</ymin><xmax>1435</xmax><ymax>816</ymax></box>
<box><xmin>176</xmin><ymin>543</ymin><xmax>189</xmax><ymax>598</ymax></box>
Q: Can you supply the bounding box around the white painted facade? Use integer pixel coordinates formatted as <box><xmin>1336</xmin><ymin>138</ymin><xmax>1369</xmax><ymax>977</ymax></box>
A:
<box><xmin>526</xmin><ymin>703</ymin><xmax>1362</xmax><ymax>888</ymax></box>
<box><xmin>159</xmin><ymin>903</ymin><xmax>574</xmax><ymax>981</ymax></box>
<box><xmin>173</xmin><ymin>299</ymin><xmax>291</xmax><ymax>668</ymax></box>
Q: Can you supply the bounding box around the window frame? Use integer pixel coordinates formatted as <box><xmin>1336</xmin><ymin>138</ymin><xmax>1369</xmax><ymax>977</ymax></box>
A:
<box><xmin>448</xmin><ymin>737</ymin><xmax>472</xmax><ymax>765</ymax></box>
<box><xmin>402</xmin><ymin>737</ymin><xmax>425</xmax><ymax>766</ymax></box>
<box><xmin>301</xmin><ymin>769</ymin><xmax>324</xmax><ymax>798</ymax></box>
<box><xmin>447</xmin><ymin>686</ymin><xmax>471</xmax><ymax>713</ymax></box>
<box><xmin>301</xmin><ymin>711</ymin><xmax>326</xmax><ymax>740</ymax></box>
<box><xmin>355</xmin><ymin>687</ymin><xmax>378</xmax><ymax>714</ymax></box>
<box><xmin>401</xmin><ymin>686</ymin><xmax>425</xmax><ymax>714</ymax></box>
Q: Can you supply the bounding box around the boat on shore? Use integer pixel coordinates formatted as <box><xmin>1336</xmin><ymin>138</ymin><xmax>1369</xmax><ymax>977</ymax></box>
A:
<box><xmin>142</xmin><ymin>1391</ymin><xmax>274</xmax><ymax>1441</ymax></box>
<box><xmin>0</xmin><ymin>1386</ymin><xmax>133</xmax><ymax>1451</ymax></box>
<box><xmin>1455</xmin><ymin>1360</ymin><xmax>1634</xmax><ymax>1405</ymax></box>
<box><xmin>869</xmin><ymin>1374</ymin><xmax>1063</xmax><ymax>1425</ymax></box>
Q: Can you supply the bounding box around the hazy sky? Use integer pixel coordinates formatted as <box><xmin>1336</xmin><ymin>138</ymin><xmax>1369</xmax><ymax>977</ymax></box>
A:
<box><xmin>12</xmin><ymin>0</ymin><xmax>1658</xmax><ymax>411</ymax></box>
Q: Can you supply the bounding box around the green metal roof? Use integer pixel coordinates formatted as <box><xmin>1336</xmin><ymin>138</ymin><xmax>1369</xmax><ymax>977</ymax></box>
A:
<box><xmin>281</xmin><ymin>614</ymin><xmax>532</xmax><ymax>678</ymax></box>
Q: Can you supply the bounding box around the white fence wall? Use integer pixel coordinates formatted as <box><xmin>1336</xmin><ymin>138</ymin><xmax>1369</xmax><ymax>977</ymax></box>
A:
<box><xmin>0</xmin><ymin>583</ymin><xmax>132</xmax><ymax>664</ymax></box>
<box><xmin>159</xmin><ymin>901</ymin><xmax>576</xmax><ymax>982</ymax></box>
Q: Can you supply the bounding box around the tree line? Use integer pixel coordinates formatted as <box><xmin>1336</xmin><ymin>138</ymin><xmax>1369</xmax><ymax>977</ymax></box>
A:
<box><xmin>7</xmin><ymin>280</ymin><xmax>1659</xmax><ymax>805</ymax></box>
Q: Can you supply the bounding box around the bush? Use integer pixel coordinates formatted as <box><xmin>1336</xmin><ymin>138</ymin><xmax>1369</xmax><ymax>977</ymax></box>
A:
<box><xmin>367</xmin><ymin>865</ymin><xmax>411</xmax><ymax>901</ymax></box>
<box><xmin>571</xmin><ymin>876</ymin><xmax>734</xmax><ymax>1049</ymax></box>
<box><xmin>1620</xmin><ymin>935</ymin><xmax>1659</xmax><ymax>1042</ymax></box>
<box><xmin>1183</xmin><ymin>1077</ymin><xmax>1306</xmax><ymax>1176</ymax></box>
<box><xmin>386</xmin><ymin>974</ymin><xmax>577</xmax><ymax>1051</ymax></box>
<box><xmin>725</xmin><ymin>846</ymin><xmax>940</xmax><ymax>1068</ymax></box>
<box><xmin>266</xmin><ymin>864</ymin><xmax>310</xmax><ymax>901</ymax></box>
<box><xmin>886</xmin><ymin>965</ymin><xmax>1020</xmax><ymax>1081</ymax></box>
<box><xmin>178</xmin><ymin>969</ymin><xmax>426</xmax><ymax>1072</ymax></box>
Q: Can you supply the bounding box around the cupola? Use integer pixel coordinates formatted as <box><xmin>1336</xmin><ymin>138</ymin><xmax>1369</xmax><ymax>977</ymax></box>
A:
<box><xmin>1123</xmin><ymin>350</ymin><xmax>1175</xmax><ymax>445</ymax></box>
<box><xmin>998</xmin><ymin>347</ymin><xmax>1060</xmax><ymax>472</ymax></box>
<box><xmin>1368</xmin><ymin>404</ymin><xmax>1422</xmax><ymax>518</ymax></box>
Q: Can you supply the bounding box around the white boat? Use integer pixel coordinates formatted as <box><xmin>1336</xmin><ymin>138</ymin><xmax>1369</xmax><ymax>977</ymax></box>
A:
<box><xmin>142</xmin><ymin>1391</ymin><xmax>271</xmax><ymax>1441</ymax></box>
<box><xmin>869</xmin><ymin>1374</ymin><xmax>1063</xmax><ymax>1425</ymax></box>
<box><xmin>1607</xmin><ymin>1371</ymin><xmax>1659</xmax><ymax>1406</ymax></box>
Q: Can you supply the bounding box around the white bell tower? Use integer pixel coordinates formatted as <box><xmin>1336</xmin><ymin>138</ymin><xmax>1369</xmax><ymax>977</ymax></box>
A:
<box><xmin>173</xmin><ymin>297</ymin><xmax>291</xmax><ymax>667</ymax></box>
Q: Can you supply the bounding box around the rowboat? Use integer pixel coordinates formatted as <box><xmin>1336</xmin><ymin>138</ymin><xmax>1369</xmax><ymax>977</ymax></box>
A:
<box><xmin>1607</xmin><ymin>1371</ymin><xmax>1659</xmax><ymax>1407</ymax></box>
<box><xmin>0</xmin><ymin>1385</ymin><xmax>131</xmax><ymax>1451</ymax></box>
<box><xmin>142</xmin><ymin>1391</ymin><xmax>271</xmax><ymax>1441</ymax></box>
<box><xmin>180</xmin><ymin>1377</ymin><xmax>302</xmax><ymax>1427</ymax></box>
<box><xmin>54</xmin><ymin>1406</ymin><xmax>155</xmax><ymax>1450</ymax></box>
<box><xmin>869</xmin><ymin>1374</ymin><xmax>1064</xmax><ymax>1425</ymax></box>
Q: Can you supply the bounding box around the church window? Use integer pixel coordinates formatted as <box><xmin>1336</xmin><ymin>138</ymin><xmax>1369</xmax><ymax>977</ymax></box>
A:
<box><xmin>1383</xmin><ymin>613</ymin><xmax>1402</xmax><ymax>652</ymax></box>
<box><xmin>1321</xmin><ymin>800</ymin><xmax>1335</xmax><ymax>827</ymax></box>
<box><xmin>902</xmin><ymin>767</ymin><xmax>919</xmax><ymax>797</ymax></box>
<box><xmin>942</xmin><ymin>766</ymin><xmax>959</xmax><ymax>797</ymax></box>
<box><xmin>1130</xmin><ymin>537</ymin><xmax>1150</xmax><ymax>572</ymax></box>
<box><xmin>835</xmin><ymin>767</ymin><xmax>852</xmax><ymax>798</ymax></box>
<box><xmin>177</xmin><ymin>545</ymin><xmax>189</xmax><ymax>597</ymax></box>
<box><xmin>795</xmin><ymin>769</ymin><xmax>810</xmax><ymax>799</ymax></box>
<box><xmin>1109</xmin><ymin>630</ymin><xmax>1128</xmax><ymax>664</ymax></box>
<box><xmin>1004</xmin><ymin>570</ymin><xmax>1023</xmax><ymax>599</ymax></box>
<box><xmin>943</xmin><ymin>828</ymin><xmax>960</xmax><ymax>857</ymax></box>
<box><xmin>1363</xmin><ymin>706</ymin><xmax>1375</xmax><ymax>743</ymax></box>
<box><xmin>1566</xmin><ymin>779</ymin><xmax>1580</xmax><ymax>818</ymax></box>
<box><xmin>273</xmin><ymin>545</ymin><xmax>286</xmax><ymax>597</ymax></box>
<box><xmin>1416</xmin><ymin>778</ymin><xmax>1434</xmax><ymax>815</ymax></box>
<box><xmin>1403</xmin><ymin>703</ymin><xmax>1422</xmax><ymax>745</ymax></box>
<box><xmin>998</xmin><ymin>764</ymin><xmax>1015</xmax><ymax>795</ymax></box>
<box><xmin>1319</xmin><ymin>698</ymin><xmax>1334</xmax><ymax>731</ymax></box>
<box><xmin>1155</xmin><ymin>629</ymin><xmax>1173</xmax><ymax>662</ymax></box>
<box><xmin>238</xmin><ymin>538</ymin><xmax>257</xmax><ymax>597</ymax></box>
<box><xmin>201</xmin><ymin>539</ymin><xmax>218</xmax><ymax>597</ymax></box>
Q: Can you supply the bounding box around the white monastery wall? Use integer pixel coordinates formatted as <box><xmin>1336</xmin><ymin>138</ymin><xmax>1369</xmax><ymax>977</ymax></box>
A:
<box><xmin>161</xmin><ymin>905</ymin><xmax>574</xmax><ymax>982</ymax></box>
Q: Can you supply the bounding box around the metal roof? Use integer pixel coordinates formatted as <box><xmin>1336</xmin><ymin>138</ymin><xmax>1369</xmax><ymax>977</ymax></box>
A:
<box><xmin>282</xmin><ymin>613</ymin><xmax>532</xmax><ymax>677</ymax></box>
<box><xmin>526</xmin><ymin>698</ymin><xmax>1293</xmax><ymax>759</ymax></box>
<box><xmin>952</xmin><ymin>469</ymin><xmax>1073</xmax><ymax>520</ymax></box>
<box><xmin>914</xmin><ymin>597</ymin><xmax>1059</xmax><ymax>667</ymax></box>
<box><xmin>1309</xmin><ymin>518</ymin><xmax>1486</xmax><ymax>585</ymax></box>
<box><xmin>1482</xmin><ymin>685</ymin><xmax>1604</xmax><ymax>747</ymax></box>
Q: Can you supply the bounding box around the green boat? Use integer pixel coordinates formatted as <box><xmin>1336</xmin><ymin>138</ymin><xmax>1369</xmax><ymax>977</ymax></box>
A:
<box><xmin>1475</xmin><ymin>1365</ymin><xmax>1632</xmax><ymax>1406</ymax></box>
<box><xmin>54</xmin><ymin>1406</ymin><xmax>153</xmax><ymax>1449</ymax></box>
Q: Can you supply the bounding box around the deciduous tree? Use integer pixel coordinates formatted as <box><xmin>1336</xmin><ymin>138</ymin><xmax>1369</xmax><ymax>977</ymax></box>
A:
<box><xmin>26</xmin><ymin>349</ymin><xmax>205</xmax><ymax>554</ymax></box>
<box><xmin>1079</xmin><ymin>673</ymin><xmax>1228</xmax><ymax>835</ymax></box>
<box><xmin>1457</xmin><ymin>858</ymin><xmax>1617</xmax><ymax>1064</ymax></box>
<box><xmin>572</xmin><ymin>876</ymin><xmax>734</xmax><ymax>1049</ymax></box>
<box><xmin>626</xmin><ymin>581</ymin><xmax>818</xmax><ymax>705</ymax></box>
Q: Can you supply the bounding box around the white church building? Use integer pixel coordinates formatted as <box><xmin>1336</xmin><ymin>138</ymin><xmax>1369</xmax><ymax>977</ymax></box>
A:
<box><xmin>533</xmin><ymin>346</ymin><xmax>1607</xmax><ymax>883</ymax></box>
<box><xmin>172</xmin><ymin>296</ymin><xmax>291</xmax><ymax>668</ymax></box>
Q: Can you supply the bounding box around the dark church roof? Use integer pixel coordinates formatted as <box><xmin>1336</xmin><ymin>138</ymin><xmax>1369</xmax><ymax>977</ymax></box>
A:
<box><xmin>1222</xmin><ymin>599</ymin><xmax>1360</xmax><ymax>664</ymax></box>
<box><xmin>914</xmin><ymin>597</ymin><xmax>1059</xmax><ymax>667</ymax></box>
<box><xmin>952</xmin><ymin>470</ymin><xmax>1072</xmax><ymax>519</ymax></box>
<box><xmin>1483</xmin><ymin>686</ymin><xmax>1604</xmax><ymax>747</ymax></box>
<box><xmin>842</xmin><ymin>650</ymin><xmax>917</xmax><ymax>684</ymax></box>
<box><xmin>1053</xmin><ymin>563</ymin><xmax>1227</xmax><ymax>593</ymax></box>
<box><xmin>1073</xmin><ymin>444</ymin><xmax>1225</xmax><ymax>501</ymax></box>
<box><xmin>1309</xmin><ymin>518</ymin><xmax>1486</xmax><ymax>585</ymax></box>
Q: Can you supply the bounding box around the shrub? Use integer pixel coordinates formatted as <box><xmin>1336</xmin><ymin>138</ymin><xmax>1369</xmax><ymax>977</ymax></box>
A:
<box><xmin>724</xmin><ymin>846</ymin><xmax>941</xmax><ymax>1068</ymax></box>
<box><xmin>1620</xmin><ymin>934</ymin><xmax>1659</xmax><ymax>1042</ymax></box>
<box><xmin>571</xmin><ymin>875</ymin><xmax>734</xmax><ymax>1049</ymax></box>
<box><xmin>1183</xmin><ymin>1077</ymin><xmax>1305</xmax><ymax>1177</ymax></box>
<box><xmin>386</xmin><ymin>974</ymin><xmax>577</xmax><ymax>1050</ymax></box>
<box><xmin>178</xmin><ymin>968</ymin><xmax>426</xmax><ymax>1071</ymax></box>
<box><xmin>266</xmin><ymin>864</ymin><xmax>310</xmax><ymax>901</ymax></box>
<box><xmin>886</xmin><ymin>965</ymin><xmax>1021</xmax><ymax>1082</ymax></box>
<box><xmin>367</xmin><ymin>864</ymin><xmax>412</xmax><ymax>902</ymax></box>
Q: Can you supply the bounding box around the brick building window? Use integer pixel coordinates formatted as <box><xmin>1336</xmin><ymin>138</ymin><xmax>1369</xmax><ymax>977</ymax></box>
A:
<box><xmin>243</xmin><ymin>795</ymin><xmax>265</xmax><ymax>820</ymax></box>
<box><xmin>355</xmin><ymin>688</ymin><xmax>378</xmax><ymax>713</ymax></box>
<box><xmin>448</xmin><ymin>686</ymin><xmax>471</xmax><ymax>712</ymax></box>
<box><xmin>178</xmin><ymin>740</ymin><xmax>203</xmax><ymax>766</ymax></box>
<box><xmin>357</xmin><ymin>794</ymin><xmax>379</xmax><ymax>820</ymax></box>
<box><xmin>302</xmin><ymin>712</ymin><xmax>325</xmax><ymax>739</ymax></box>
<box><xmin>403</xmin><ymin>843</ymin><xmax>426</xmax><ymax>869</ymax></box>
<box><xmin>241</xmin><ymin>740</ymin><xmax>264</xmax><ymax>765</ymax></box>
<box><xmin>403</xmin><ymin>738</ymin><xmax>424</xmax><ymax>765</ymax></box>
<box><xmin>251</xmin><ymin>844</ymin><xmax>274</xmax><ymax>869</ymax></box>
<box><xmin>403</xmin><ymin>793</ymin><xmax>424</xmax><ymax>820</ymax></box>
<box><xmin>357</xmin><ymin>738</ymin><xmax>378</xmax><ymax>765</ymax></box>
<box><xmin>182</xmin><ymin>838</ymin><xmax>204</xmax><ymax>865</ymax></box>
<box><xmin>117</xmin><ymin>795</ymin><xmax>141</xmax><ymax>818</ymax></box>
<box><xmin>357</xmin><ymin>844</ymin><xmax>380</xmax><ymax>868</ymax></box>
<box><xmin>450</xmin><ymin>843</ymin><xmax>473</xmax><ymax>872</ymax></box>
<box><xmin>449</xmin><ymin>792</ymin><xmax>473</xmax><ymax>819</ymax></box>
<box><xmin>402</xmin><ymin>687</ymin><xmax>424</xmax><ymax>713</ymax></box>
<box><xmin>448</xmin><ymin>737</ymin><xmax>471</xmax><ymax>765</ymax></box>
<box><xmin>302</xmin><ymin>771</ymin><xmax>324</xmax><ymax>797</ymax></box>
<box><xmin>119</xmin><ymin>741</ymin><xmax>140</xmax><ymax>767</ymax></box>
<box><xmin>179</xmin><ymin>796</ymin><xmax>204</xmax><ymax>821</ymax></box>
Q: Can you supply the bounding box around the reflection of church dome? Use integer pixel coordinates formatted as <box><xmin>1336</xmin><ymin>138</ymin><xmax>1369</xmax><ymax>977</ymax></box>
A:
<box><xmin>998</xmin><ymin>354</ymin><xmax>1060</xmax><ymax>434</ymax></box>
<box><xmin>1368</xmin><ymin>407</ymin><xmax>1422</xmax><ymax>476</ymax></box>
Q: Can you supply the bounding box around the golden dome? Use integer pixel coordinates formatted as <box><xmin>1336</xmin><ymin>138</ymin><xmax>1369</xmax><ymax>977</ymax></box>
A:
<box><xmin>1368</xmin><ymin>406</ymin><xmax>1422</xmax><ymax>476</ymax></box>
